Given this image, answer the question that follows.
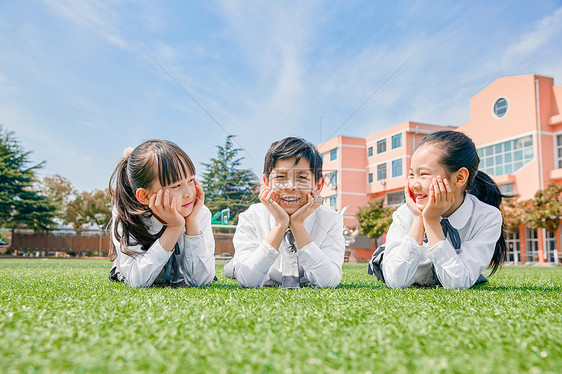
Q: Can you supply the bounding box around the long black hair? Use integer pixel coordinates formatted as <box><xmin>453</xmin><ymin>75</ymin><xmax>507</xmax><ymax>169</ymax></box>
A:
<box><xmin>107</xmin><ymin>140</ymin><xmax>195</xmax><ymax>260</ymax></box>
<box><xmin>419</xmin><ymin>130</ymin><xmax>508</xmax><ymax>274</ymax></box>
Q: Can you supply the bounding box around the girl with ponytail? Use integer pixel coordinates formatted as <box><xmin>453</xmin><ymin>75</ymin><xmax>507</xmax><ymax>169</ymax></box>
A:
<box><xmin>108</xmin><ymin>140</ymin><xmax>215</xmax><ymax>288</ymax></box>
<box><xmin>379</xmin><ymin>130</ymin><xmax>507</xmax><ymax>289</ymax></box>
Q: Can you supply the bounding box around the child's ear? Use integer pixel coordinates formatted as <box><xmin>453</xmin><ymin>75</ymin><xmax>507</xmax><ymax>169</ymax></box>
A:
<box><xmin>314</xmin><ymin>177</ymin><xmax>325</xmax><ymax>192</ymax></box>
<box><xmin>453</xmin><ymin>167</ymin><xmax>469</xmax><ymax>188</ymax></box>
<box><xmin>136</xmin><ymin>188</ymin><xmax>150</xmax><ymax>205</ymax></box>
<box><xmin>262</xmin><ymin>175</ymin><xmax>269</xmax><ymax>187</ymax></box>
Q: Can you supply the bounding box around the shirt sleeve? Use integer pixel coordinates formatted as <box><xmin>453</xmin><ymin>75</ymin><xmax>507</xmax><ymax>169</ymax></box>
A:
<box><xmin>381</xmin><ymin>207</ymin><xmax>426</xmax><ymax>288</ymax></box>
<box><xmin>428</xmin><ymin>208</ymin><xmax>502</xmax><ymax>290</ymax></box>
<box><xmin>297</xmin><ymin>212</ymin><xmax>345</xmax><ymax>288</ymax></box>
<box><xmin>181</xmin><ymin>206</ymin><xmax>216</xmax><ymax>287</ymax></box>
<box><xmin>231</xmin><ymin>208</ymin><xmax>280</xmax><ymax>288</ymax></box>
<box><xmin>111</xmin><ymin>214</ymin><xmax>173</xmax><ymax>288</ymax></box>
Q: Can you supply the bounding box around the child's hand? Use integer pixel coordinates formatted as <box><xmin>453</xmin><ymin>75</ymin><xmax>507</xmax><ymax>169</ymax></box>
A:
<box><xmin>422</xmin><ymin>176</ymin><xmax>454</xmax><ymax>222</ymax></box>
<box><xmin>290</xmin><ymin>191</ymin><xmax>322</xmax><ymax>228</ymax></box>
<box><xmin>185</xmin><ymin>179</ymin><xmax>204</xmax><ymax>223</ymax></box>
<box><xmin>260</xmin><ymin>184</ymin><xmax>289</xmax><ymax>227</ymax></box>
<box><xmin>404</xmin><ymin>181</ymin><xmax>422</xmax><ymax>217</ymax></box>
<box><xmin>149</xmin><ymin>189</ymin><xmax>184</xmax><ymax>229</ymax></box>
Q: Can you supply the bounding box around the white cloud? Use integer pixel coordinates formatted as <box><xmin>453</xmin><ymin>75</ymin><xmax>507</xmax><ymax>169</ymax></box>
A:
<box><xmin>503</xmin><ymin>7</ymin><xmax>562</xmax><ymax>65</ymax></box>
<box><xmin>41</xmin><ymin>0</ymin><xmax>130</xmax><ymax>50</ymax></box>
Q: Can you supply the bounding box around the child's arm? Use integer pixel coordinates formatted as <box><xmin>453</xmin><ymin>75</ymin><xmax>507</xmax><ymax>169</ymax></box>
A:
<box><xmin>429</xmin><ymin>206</ymin><xmax>502</xmax><ymax>289</ymax></box>
<box><xmin>113</xmin><ymin>190</ymin><xmax>185</xmax><ymax>288</ymax></box>
<box><xmin>382</xmin><ymin>182</ymin><xmax>433</xmax><ymax>288</ymax></box>
<box><xmin>111</xmin><ymin>217</ymin><xmax>175</xmax><ymax>288</ymax></box>
<box><xmin>294</xmin><ymin>209</ymin><xmax>345</xmax><ymax>288</ymax></box>
<box><xmin>180</xmin><ymin>205</ymin><xmax>215</xmax><ymax>287</ymax></box>
<box><xmin>381</xmin><ymin>207</ymin><xmax>426</xmax><ymax>288</ymax></box>
<box><xmin>231</xmin><ymin>207</ymin><xmax>281</xmax><ymax>288</ymax></box>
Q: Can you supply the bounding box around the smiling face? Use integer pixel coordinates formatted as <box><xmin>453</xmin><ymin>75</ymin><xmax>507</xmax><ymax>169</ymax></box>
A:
<box><xmin>408</xmin><ymin>144</ymin><xmax>454</xmax><ymax>211</ymax></box>
<box><xmin>145</xmin><ymin>172</ymin><xmax>197</xmax><ymax>218</ymax></box>
<box><xmin>266</xmin><ymin>156</ymin><xmax>322</xmax><ymax>215</ymax></box>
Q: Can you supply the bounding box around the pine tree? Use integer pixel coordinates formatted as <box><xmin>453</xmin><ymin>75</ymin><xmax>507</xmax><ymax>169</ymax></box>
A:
<box><xmin>200</xmin><ymin>135</ymin><xmax>258</xmax><ymax>223</ymax></box>
<box><xmin>0</xmin><ymin>125</ymin><xmax>56</xmax><ymax>230</ymax></box>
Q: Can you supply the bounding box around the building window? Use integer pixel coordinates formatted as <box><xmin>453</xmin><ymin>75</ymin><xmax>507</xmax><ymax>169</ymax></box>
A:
<box><xmin>367</xmin><ymin>146</ymin><xmax>373</xmax><ymax>157</ymax></box>
<box><xmin>477</xmin><ymin>135</ymin><xmax>533</xmax><ymax>176</ymax></box>
<box><xmin>525</xmin><ymin>227</ymin><xmax>538</xmax><ymax>263</ymax></box>
<box><xmin>391</xmin><ymin>133</ymin><xmax>402</xmax><ymax>149</ymax></box>
<box><xmin>386</xmin><ymin>191</ymin><xmax>405</xmax><ymax>206</ymax></box>
<box><xmin>377</xmin><ymin>164</ymin><xmax>387</xmax><ymax>181</ymax></box>
<box><xmin>376</xmin><ymin>139</ymin><xmax>386</xmax><ymax>154</ymax></box>
<box><xmin>329</xmin><ymin>195</ymin><xmax>337</xmax><ymax>208</ymax></box>
<box><xmin>499</xmin><ymin>183</ymin><xmax>513</xmax><ymax>195</ymax></box>
<box><xmin>493</xmin><ymin>97</ymin><xmax>508</xmax><ymax>118</ymax></box>
<box><xmin>328</xmin><ymin>171</ymin><xmax>337</xmax><ymax>189</ymax></box>
<box><xmin>368</xmin><ymin>173</ymin><xmax>373</xmax><ymax>184</ymax></box>
<box><xmin>546</xmin><ymin>230</ymin><xmax>557</xmax><ymax>263</ymax></box>
<box><xmin>391</xmin><ymin>159</ymin><xmax>402</xmax><ymax>178</ymax></box>
<box><xmin>506</xmin><ymin>231</ymin><xmax>520</xmax><ymax>264</ymax></box>
<box><xmin>330</xmin><ymin>148</ymin><xmax>337</xmax><ymax>161</ymax></box>
<box><xmin>556</xmin><ymin>134</ymin><xmax>562</xmax><ymax>168</ymax></box>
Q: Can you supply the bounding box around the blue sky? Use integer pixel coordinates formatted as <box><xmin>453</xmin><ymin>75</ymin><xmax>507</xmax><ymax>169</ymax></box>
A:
<box><xmin>1</xmin><ymin>0</ymin><xmax>562</xmax><ymax>191</ymax></box>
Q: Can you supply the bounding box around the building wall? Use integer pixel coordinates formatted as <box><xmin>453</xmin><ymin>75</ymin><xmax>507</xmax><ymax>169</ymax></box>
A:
<box><xmin>317</xmin><ymin>73</ymin><xmax>562</xmax><ymax>263</ymax></box>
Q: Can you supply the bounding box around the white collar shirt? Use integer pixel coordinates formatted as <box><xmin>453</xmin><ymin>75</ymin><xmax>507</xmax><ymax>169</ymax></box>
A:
<box><xmin>382</xmin><ymin>193</ymin><xmax>502</xmax><ymax>289</ymax></box>
<box><xmin>231</xmin><ymin>203</ymin><xmax>345</xmax><ymax>288</ymax></box>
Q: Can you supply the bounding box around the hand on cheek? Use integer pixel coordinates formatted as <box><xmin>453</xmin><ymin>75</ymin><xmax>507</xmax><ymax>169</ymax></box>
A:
<box><xmin>422</xmin><ymin>176</ymin><xmax>454</xmax><ymax>222</ymax></box>
<box><xmin>259</xmin><ymin>184</ymin><xmax>289</xmax><ymax>227</ymax></box>
<box><xmin>149</xmin><ymin>189</ymin><xmax>184</xmax><ymax>228</ymax></box>
<box><xmin>404</xmin><ymin>181</ymin><xmax>422</xmax><ymax>217</ymax></box>
<box><xmin>290</xmin><ymin>190</ymin><xmax>322</xmax><ymax>227</ymax></box>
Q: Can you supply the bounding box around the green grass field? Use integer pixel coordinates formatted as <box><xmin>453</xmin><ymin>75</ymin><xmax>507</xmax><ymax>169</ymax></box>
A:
<box><xmin>0</xmin><ymin>260</ymin><xmax>560</xmax><ymax>373</ymax></box>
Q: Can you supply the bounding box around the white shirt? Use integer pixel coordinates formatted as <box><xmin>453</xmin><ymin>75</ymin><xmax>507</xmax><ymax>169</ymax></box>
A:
<box><xmin>231</xmin><ymin>204</ymin><xmax>345</xmax><ymax>288</ymax></box>
<box><xmin>110</xmin><ymin>206</ymin><xmax>215</xmax><ymax>288</ymax></box>
<box><xmin>382</xmin><ymin>193</ymin><xmax>502</xmax><ymax>290</ymax></box>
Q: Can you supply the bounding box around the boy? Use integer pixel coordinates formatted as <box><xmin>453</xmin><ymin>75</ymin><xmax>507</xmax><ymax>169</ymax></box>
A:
<box><xmin>224</xmin><ymin>137</ymin><xmax>345</xmax><ymax>288</ymax></box>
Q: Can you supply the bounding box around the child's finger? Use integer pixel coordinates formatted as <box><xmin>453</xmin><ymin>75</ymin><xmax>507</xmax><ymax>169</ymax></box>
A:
<box><xmin>170</xmin><ymin>196</ymin><xmax>177</xmax><ymax>213</ymax></box>
<box><xmin>443</xmin><ymin>178</ymin><xmax>453</xmax><ymax>201</ymax></box>
<box><xmin>428</xmin><ymin>182</ymin><xmax>435</xmax><ymax>202</ymax></box>
<box><xmin>436</xmin><ymin>176</ymin><xmax>446</xmax><ymax>197</ymax></box>
<box><xmin>148</xmin><ymin>194</ymin><xmax>156</xmax><ymax>210</ymax></box>
<box><xmin>154</xmin><ymin>189</ymin><xmax>163</xmax><ymax>208</ymax></box>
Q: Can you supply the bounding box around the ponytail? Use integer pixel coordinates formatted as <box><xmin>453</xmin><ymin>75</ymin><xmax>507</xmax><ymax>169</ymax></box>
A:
<box><xmin>468</xmin><ymin>171</ymin><xmax>509</xmax><ymax>274</ymax></box>
<box><xmin>107</xmin><ymin>158</ymin><xmax>156</xmax><ymax>261</ymax></box>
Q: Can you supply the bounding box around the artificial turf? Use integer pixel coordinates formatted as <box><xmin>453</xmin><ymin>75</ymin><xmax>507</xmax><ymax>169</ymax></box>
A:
<box><xmin>0</xmin><ymin>259</ymin><xmax>560</xmax><ymax>373</ymax></box>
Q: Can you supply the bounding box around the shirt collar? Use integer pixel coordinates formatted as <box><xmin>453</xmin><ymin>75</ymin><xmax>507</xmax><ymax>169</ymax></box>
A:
<box><xmin>442</xmin><ymin>193</ymin><xmax>474</xmax><ymax>229</ymax></box>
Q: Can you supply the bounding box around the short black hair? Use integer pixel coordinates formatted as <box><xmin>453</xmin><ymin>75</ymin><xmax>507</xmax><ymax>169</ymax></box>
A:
<box><xmin>263</xmin><ymin>137</ymin><xmax>323</xmax><ymax>182</ymax></box>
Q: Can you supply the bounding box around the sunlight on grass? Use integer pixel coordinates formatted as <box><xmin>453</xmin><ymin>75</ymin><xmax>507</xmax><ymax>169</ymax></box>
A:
<box><xmin>0</xmin><ymin>260</ymin><xmax>560</xmax><ymax>373</ymax></box>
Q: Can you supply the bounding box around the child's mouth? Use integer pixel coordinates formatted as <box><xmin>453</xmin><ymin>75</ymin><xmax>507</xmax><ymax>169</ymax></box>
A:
<box><xmin>280</xmin><ymin>196</ymin><xmax>300</xmax><ymax>204</ymax></box>
<box><xmin>182</xmin><ymin>201</ymin><xmax>194</xmax><ymax>208</ymax></box>
<box><xmin>415</xmin><ymin>194</ymin><xmax>428</xmax><ymax>203</ymax></box>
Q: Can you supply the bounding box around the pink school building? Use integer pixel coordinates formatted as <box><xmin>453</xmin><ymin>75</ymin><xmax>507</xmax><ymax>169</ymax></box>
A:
<box><xmin>318</xmin><ymin>74</ymin><xmax>562</xmax><ymax>263</ymax></box>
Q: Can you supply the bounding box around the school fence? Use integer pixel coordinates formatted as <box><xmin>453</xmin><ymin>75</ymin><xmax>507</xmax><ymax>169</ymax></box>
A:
<box><xmin>9</xmin><ymin>229</ymin><xmax>375</xmax><ymax>262</ymax></box>
<box><xmin>10</xmin><ymin>229</ymin><xmax>236</xmax><ymax>258</ymax></box>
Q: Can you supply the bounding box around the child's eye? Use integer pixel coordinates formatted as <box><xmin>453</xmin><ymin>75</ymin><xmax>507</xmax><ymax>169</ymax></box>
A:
<box><xmin>275</xmin><ymin>176</ymin><xmax>285</xmax><ymax>180</ymax></box>
<box><xmin>172</xmin><ymin>183</ymin><xmax>181</xmax><ymax>188</ymax></box>
<box><xmin>298</xmin><ymin>176</ymin><xmax>309</xmax><ymax>180</ymax></box>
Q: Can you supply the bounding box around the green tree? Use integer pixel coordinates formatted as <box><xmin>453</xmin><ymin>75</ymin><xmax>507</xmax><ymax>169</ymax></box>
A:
<box><xmin>524</xmin><ymin>182</ymin><xmax>562</xmax><ymax>233</ymax></box>
<box><xmin>501</xmin><ymin>196</ymin><xmax>527</xmax><ymax>233</ymax></box>
<box><xmin>64</xmin><ymin>189</ymin><xmax>112</xmax><ymax>233</ymax></box>
<box><xmin>39</xmin><ymin>174</ymin><xmax>75</xmax><ymax>221</ymax></box>
<box><xmin>200</xmin><ymin>135</ymin><xmax>258</xmax><ymax>222</ymax></box>
<box><xmin>356</xmin><ymin>198</ymin><xmax>396</xmax><ymax>246</ymax></box>
<box><xmin>0</xmin><ymin>125</ymin><xmax>55</xmax><ymax>230</ymax></box>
